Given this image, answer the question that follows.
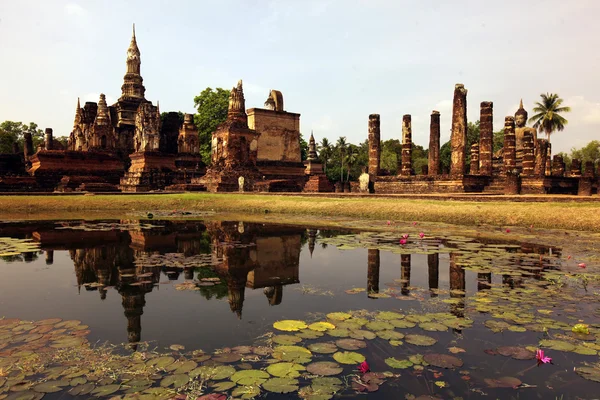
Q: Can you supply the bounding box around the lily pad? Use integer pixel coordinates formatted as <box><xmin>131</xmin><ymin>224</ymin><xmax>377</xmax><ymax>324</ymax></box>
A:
<box><xmin>326</xmin><ymin>312</ymin><xmax>352</xmax><ymax>321</ymax></box>
<box><xmin>419</xmin><ymin>322</ymin><xmax>449</xmax><ymax>332</ymax></box>
<box><xmin>32</xmin><ymin>380</ymin><xmax>69</xmax><ymax>393</ymax></box>
<box><xmin>349</xmin><ymin>330</ymin><xmax>376</xmax><ymax>340</ymax></box>
<box><xmin>384</xmin><ymin>357</ymin><xmax>413</xmax><ymax>369</ymax></box>
<box><xmin>262</xmin><ymin>377</ymin><xmax>299</xmax><ymax>393</ymax></box>
<box><xmin>332</xmin><ymin>351</ymin><xmax>365</xmax><ymax>364</ymax></box>
<box><xmin>308</xmin><ymin>322</ymin><xmax>336</xmax><ymax>332</ymax></box>
<box><xmin>273</xmin><ymin>335</ymin><xmax>302</xmax><ymax>345</ymax></box>
<box><xmin>376</xmin><ymin>311</ymin><xmax>405</xmax><ymax>320</ymax></box>
<box><xmin>538</xmin><ymin>339</ymin><xmax>576</xmax><ymax>352</ymax></box>
<box><xmin>423</xmin><ymin>354</ymin><xmax>463</xmax><ymax>369</ymax></box>
<box><xmin>266</xmin><ymin>362</ymin><xmax>305</xmax><ymax>378</ymax></box>
<box><xmin>230</xmin><ymin>370</ymin><xmax>270</xmax><ymax>386</ymax></box>
<box><xmin>576</xmin><ymin>366</ymin><xmax>600</xmax><ymax>382</ymax></box>
<box><xmin>273</xmin><ymin>320</ymin><xmax>308</xmax><ymax>332</ymax></box>
<box><xmin>496</xmin><ymin>346</ymin><xmax>535</xmax><ymax>360</ymax></box>
<box><xmin>231</xmin><ymin>385</ymin><xmax>261</xmax><ymax>399</ymax></box>
<box><xmin>308</xmin><ymin>342</ymin><xmax>338</xmax><ymax>354</ymax></box>
<box><xmin>405</xmin><ymin>334</ymin><xmax>438</xmax><ymax>346</ymax></box>
<box><xmin>389</xmin><ymin>319</ymin><xmax>416</xmax><ymax>329</ymax></box>
<box><xmin>376</xmin><ymin>330</ymin><xmax>405</xmax><ymax>340</ymax></box>
<box><xmin>91</xmin><ymin>384</ymin><xmax>122</xmax><ymax>396</ymax></box>
<box><xmin>190</xmin><ymin>365</ymin><xmax>236</xmax><ymax>380</ymax></box>
<box><xmin>484</xmin><ymin>376</ymin><xmax>522</xmax><ymax>388</ymax></box>
<box><xmin>306</xmin><ymin>361</ymin><xmax>344</xmax><ymax>376</ymax></box>
<box><xmin>273</xmin><ymin>345</ymin><xmax>313</xmax><ymax>363</ymax></box>
<box><xmin>365</xmin><ymin>321</ymin><xmax>393</xmax><ymax>331</ymax></box>
<box><xmin>326</xmin><ymin>328</ymin><xmax>350</xmax><ymax>338</ymax></box>
<box><xmin>335</xmin><ymin>339</ymin><xmax>367</xmax><ymax>350</ymax></box>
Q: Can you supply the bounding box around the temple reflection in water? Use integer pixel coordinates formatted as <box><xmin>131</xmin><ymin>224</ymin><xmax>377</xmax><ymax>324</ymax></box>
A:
<box><xmin>0</xmin><ymin>220</ymin><xmax>560</xmax><ymax>348</ymax></box>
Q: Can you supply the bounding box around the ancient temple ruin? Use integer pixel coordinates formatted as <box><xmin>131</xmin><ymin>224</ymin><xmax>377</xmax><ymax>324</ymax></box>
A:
<box><xmin>369</xmin><ymin>84</ymin><xmax>597</xmax><ymax>195</ymax></box>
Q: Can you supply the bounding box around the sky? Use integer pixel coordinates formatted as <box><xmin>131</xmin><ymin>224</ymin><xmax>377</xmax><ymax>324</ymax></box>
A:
<box><xmin>1</xmin><ymin>0</ymin><xmax>599</xmax><ymax>154</ymax></box>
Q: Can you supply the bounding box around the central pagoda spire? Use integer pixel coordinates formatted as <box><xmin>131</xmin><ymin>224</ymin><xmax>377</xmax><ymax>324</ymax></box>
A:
<box><xmin>120</xmin><ymin>23</ymin><xmax>145</xmax><ymax>100</ymax></box>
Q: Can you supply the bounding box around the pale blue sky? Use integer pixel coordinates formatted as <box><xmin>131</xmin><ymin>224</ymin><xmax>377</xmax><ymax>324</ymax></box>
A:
<box><xmin>1</xmin><ymin>0</ymin><xmax>599</xmax><ymax>154</ymax></box>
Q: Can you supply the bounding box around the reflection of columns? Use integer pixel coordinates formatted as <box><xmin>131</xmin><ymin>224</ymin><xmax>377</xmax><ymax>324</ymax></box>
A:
<box><xmin>367</xmin><ymin>249</ymin><xmax>380</xmax><ymax>295</ymax></box>
<box><xmin>264</xmin><ymin>285</ymin><xmax>283</xmax><ymax>306</ymax></box>
<box><xmin>401</xmin><ymin>254</ymin><xmax>411</xmax><ymax>296</ymax></box>
<box><xmin>121</xmin><ymin>290</ymin><xmax>146</xmax><ymax>351</ymax></box>
<box><xmin>449</xmin><ymin>253</ymin><xmax>465</xmax><ymax>318</ymax></box>
<box><xmin>427</xmin><ymin>253</ymin><xmax>439</xmax><ymax>297</ymax></box>
<box><xmin>184</xmin><ymin>267</ymin><xmax>194</xmax><ymax>280</ymax></box>
<box><xmin>477</xmin><ymin>273</ymin><xmax>491</xmax><ymax>291</ymax></box>
<box><xmin>228</xmin><ymin>280</ymin><xmax>246</xmax><ymax>319</ymax></box>
<box><xmin>45</xmin><ymin>250</ymin><xmax>54</xmax><ymax>265</ymax></box>
<box><xmin>307</xmin><ymin>229</ymin><xmax>317</xmax><ymax>258</ymax></box>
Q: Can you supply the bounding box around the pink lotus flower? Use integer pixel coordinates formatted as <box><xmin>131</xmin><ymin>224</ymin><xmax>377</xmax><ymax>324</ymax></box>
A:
<box><xmin>387</xmin><ymin>220</ymin><xmax>391</xmax><ymax>226</ymax></box>
<box><xmin>506</xmin><ymin>228</ymin><xmax>511</xmax><ymax>233</ymax></box>
<box><xmin>536</xmin><ymin>349</ymin><xmax>552</xmax><ymax>366</ymax></box>
<box><xmin>401</xmin><ymin>234</ymin><xmax>409</xmax><ymax>239</ymax></box>
<box><xmin>567</xmin><ymin>255</ymin><xmax>572</xmax><ymax>260</ymax></box>
<box><xmin>412</xmin><ymin>222</ymin><xmax>418</xmax><ymax>226</ymax></box>
<box><xmin>399</xmin><ymin>239</ymin><xmax>407</xmax><ymax>245</ymax></box>
<box><xmin>419</xmin><ymin>232</ymin><xmax>425</xmax><ymax>239</ymax></box>
<box><xmin>358</xmin><ymin>361</ymin><xmax>370</xmax><ymax>374</ymax></box>
<box><xmin>578</xmin><ymin>263</ymin><xmax>587</xmax><ymax>268</ymax></box>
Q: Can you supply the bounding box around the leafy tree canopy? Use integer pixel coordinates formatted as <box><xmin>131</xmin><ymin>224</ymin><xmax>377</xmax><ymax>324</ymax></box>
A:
<box><xmin>0</xmin><ymin>121</ymin><xmax>45</xmax><ymax>153</ymax></box>
<box><xmin>193</xmin><ymin>88</ymin><xmax>230</xmax><ymax>164</ymax></box>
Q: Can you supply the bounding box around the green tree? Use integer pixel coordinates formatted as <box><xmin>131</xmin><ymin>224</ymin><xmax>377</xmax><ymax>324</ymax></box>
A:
<box><xmin>570</xmin><ymin>140</ymin><xmax>600</xmax><ymax>165</ymax></box>
<box><xmin>344</xmin><ymin>144</ymin><xmax>359</xmax><ymax>181</ymax></box>
<box><xmin>381</xmin><ymin>139</ymin><xmax>401</xmax><ymax>174</ymax></box>
<box><xmin>299</xmin><ymin>133</ymin><xmax>309</xmax><ymax>161</ymax></box>
<box><xmin>193</xmin><ymin>88</ymin><xmax>230</xmax><ymax>163</ymax></box>
<box><xmin>336</xmin><ymin>136</ymin><xmax>347</xmax><ymax>182</ymax></box>
<box><xmin>0</xmin><ymin>121</ymin><xmax>44</xmax><ymax>153</ymax></box>
<box><xmin>411</xmin><ymin>143</ymin><xmax>428</xmax><ymax>175</ymax></box>
<box><xmin>318</xmin><ymin>138</ymin><xmax>332</xmax><ymax>174</ymax></box>
<box><xmin>528</xmin><ymin>93</ymin><xmax>571</xmax><ymax>143</ymax></box>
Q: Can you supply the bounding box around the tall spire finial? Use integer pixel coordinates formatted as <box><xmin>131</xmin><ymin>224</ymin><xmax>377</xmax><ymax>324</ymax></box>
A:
<box><xmin>132</xmin><ymin>23</ymin><xmax>136</xmax><ymax>39</ymax></box>
<box><xmin>519</xmin><ymin>99</ymin><xmax>524</xmax><ymax>109</ymax></box>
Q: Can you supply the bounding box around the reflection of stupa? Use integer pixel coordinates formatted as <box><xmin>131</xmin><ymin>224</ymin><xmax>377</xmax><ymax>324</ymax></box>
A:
<box><xmin>207</xmin><ymin>221</ymin><xmax>302</xmax><ymax>319</ymax></box>
<box><xmin>367</xmin><ymin>249</ymin><xmax>380</xmax><ymax>295</ymax></box>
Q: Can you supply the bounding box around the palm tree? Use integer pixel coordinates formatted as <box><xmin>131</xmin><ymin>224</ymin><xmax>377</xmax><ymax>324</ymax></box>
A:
<box><xmin>319</xmin><ymin>138</ymin><xmax>332</xmax><ymax>174</ymax></box>
<box><xmin>336</xmin><ymin>136</ymin><xmax>347</xmax><ymax>182</ymax></box>
<box><xmin>345</xmin><ymin>144</ymin><xmax>359</xmax><ymax>182</ymax></box>
<box><xmin>528</xmin><ymin>93</ymin><xmax>571</xmax><ymax>143</ymax></box>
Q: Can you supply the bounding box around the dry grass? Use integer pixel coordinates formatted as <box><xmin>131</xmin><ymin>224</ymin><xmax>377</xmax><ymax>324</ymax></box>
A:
<box><xmin>1</xmin><ymin>193</ymin><xmax>599</xmax><ymax>231</ymax></box>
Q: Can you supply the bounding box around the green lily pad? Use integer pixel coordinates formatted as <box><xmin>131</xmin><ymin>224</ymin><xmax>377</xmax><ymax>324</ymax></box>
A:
<box><xmin>326</xmin><ymin>312</ymin><xmax>352</xmax><ymax>321</ymax></box>
<box><xmin>573</xmin><ymin>346</ymin><xmax>598</xmax><ymax>356</ymax></box>
<box><xmin>230</xmin><ymin>370</ymin><xmax>270</xmax><ymax>386</ymax></box>
<box><xmin>266</xmin><ymin>362</ymin><xmax>305</xmax><ymax>378</ymax></box>
<box><xmin>335</xmin><ymin>339</ymin><xmax>367</xmax><ymax>350</ymax></box>
<box><xmin>190</xmin><ymin>365</ymin><xmax>236</xmax><ymax>380</ymax></box>
<box><xmin>327</xmin><ymin>328</ymin><xmax>350</xmax><ymax>338</ymax></box>
<box><xmin>231</xmin><ymin>385</ymin><xmax>261</xmax><ymax>399</ymax></box>
<box><xmin>406</xmin><ymin>314</ymin><xmax>432</xmax><ymax>323</ymax></box>
<box><xmin>147</xmin><ymin>356</ymin><xmax>176</xmax><ymax>369</ymax></box>
<box><xmin>211</xmin><ymin>381</ymin><xmax>236</xmax><ymax>391</ymax></box>
<box><xmin>262</xmin><ymin>377</ymin><xmax>299</xmax><ymax>393</ymax></box>
<box><xmin>273</xmin><ymin>335</ymin><xmax>302</xmax><ymax>345</ymax></box>
<box><xmin>376</xmin><ymin>330</ymin><xmax>405</xmax><ymax>340</ymax></box>
<box><xmin>539</xmin><ymin>339</ymin><xmax>576</xmax><ymax>352</ymax></box>
<box><xmin>385</xmin><ymin>357</ymin><xmax>413</xmax><ymax>369</ymax></box>
<box><xmin>365</xmin><ymin>321</ymin><xmax>393</xmax><ymax>331</ymax></box>
<box><xmin>332</xmin><ymin>351</ymin><xmax>365</xmax><ymax>364</ymax></box>
<box><xmin>484</xmin><ymin>320</ymin><xmax>511</xmax><ymax>333</ymax></box>
<box><xmin>349</xmin><ymin>329</ymin><xmax>376</xmax><ymax>340</ymax></box>
<box><xmin>423</xmin><ymin>354</ymin><xmax>463</xmax><ymax>369</ymax></box>
<box><xmin>4</xmin><ymin>392</ymin><xmax>44</xmax><ymax>400</ymax></box>
<box><xmin>306</xmin><ymin>361</ymin><xmax>343</xmax><ymax>376</ymax></box>
<box><xmin>32</xmin><ymin>380</ymin><xmax>69</xmax><ymax>393</ymax></box>
<box><xmin>376</xmin><ymin>311</ymin><xmax>405</xmax><ymax>320</ymax></box>
<box><xmin>419</xmin><ymin>322</ymin><xmax>449</xmax><ymax>332</ymax></box>
<box><xmin>508</xmin><ymin>325</ymin><xmax>527</xmax><ymax>333</ymax></box>
<box><xmin>308</xmin><ymin>322</ymin><xmax>336</xmax><ymax>332</ymax></box>
<box><xmin>273</xmin><ymin>320</ymin><xmax>308</xmax><ymax>332</ymax></box>
<box><xmin>91</xmin><ymin>384</ymin><xmax>122</xmax><ymax>396</ymax></box>
<box><xmin>68</xmin><ymin>383</ymin><xmax>95</xmax><ymax>396</ymax></box>
<box><xmin>484</xmin><ymin>376</ymin><xmax>522</xmax><ymax>388</ymax></box>
<box><xmin>273</xmin><ymin>346</ymin><xmax>313</xmax><ymax>363</ymax></box>
<box><xmin>405</xmin><ymin>334</ymin><xmax>438</xmax><ymax>346</ymax></box>
<box><xmin>576</xmin><ymin>366</ymin><xmax>600</xmax><ymax>382</ymax></box>
<box><xmin>389</xmin><ymin>319</ymin><xmax>416</xmax><ymax>329</ymax></box>
<box><xmin>160</xmin><ymin>374</ymin><xmax>189</xmax><ymax>388</ymax></box>
<box><xmin>495</xmin><ymin>346</ymin><xmax>536</xmax><ymax>360</ymax></box>
<box><xmin>296</xmin><ymin>329</ymin><xmax>324</xmax><ymax>339</ymax></box>
<box><xmin>308</xmin><ymin>342</ymin><xmax>338</xmax><ymax>354</ymax></box>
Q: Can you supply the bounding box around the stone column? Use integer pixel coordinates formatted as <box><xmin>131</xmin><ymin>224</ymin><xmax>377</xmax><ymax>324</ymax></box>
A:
<box><xmin>400</xmin><ymin>254</ymin><xmax>411</xmax><ymax>296</ymax></box>
<box><xmin>545</xmin><ymin>144</ymin><xmax>552</xmax><ymax>176</ymax></box>
<box><xmin>428</xmin><ymin>111</ymin><xmax>441</xmax><ymax>176</ymax></box>
<box><xmin>503</xmin><ymin>117</ymin><xmax>519</xmax><ymax>194</ymax></box>
<box><xmin>12</xmin><ymin>142</ymin><xmax>19</xmax><ymax>154</ymax></box>
<box><xmin>522</xmin><ymin>132</ymin><xmax>535</xmax><ymax>177</ymax></box>
<box><xmin>477</xmin><ymin>273</ymin><xmax>492</xmax><ymax>291</ymax></box>
<box><xmin>583</xmin><ymin>161</ymin><xmax>595</xmax><ymax>178</ymax></box>
<box><xmin>479</xmin><ymin>101</ymin><xmax>493</xmax><ymax>176</ymax></box>
<box><xmin>44</xmin><ymin>128</ymin><xmax>53</xmax><ymax>151</ymax></box>
<box><xmin>45</xmin><ymin>250</ymin><xmax>54</xmax><ymax>265</ymax></box>
<box><xmin>551</xmin><ymin>155</ymin><xmax>565</xmax><ymax>176</ymax></box>
<box><xmin>503</xmin><ymin>117</ymin><xmax>517</xmax><ymax>175</ymax></box>
<box><xmin>450</xmin><ymin>84</ymin><xmax>468</xmax><ymax>176</ymax></box>
<box><xmin>570</xmin><ymin>159</ymin><xmax>582</xmax><ymax>177</ymax></box>
<box><xmin>401</xmin><ymin>114</ymin><xmax>412</xmax><ymax>176</ymax></box>
<box><xmin>470</xmin><ymin>143</ymin><xmax>479</xmax><ymax>174</ymax></box>
<box><xmin>24</xmin><ymin>132</ymin><xmax>33</xmax><ymax>159</ymax></box>
<box><xmin>427</xmin><ymin>253</ymin><xmax>439</xmax><ymax>298</ymax></box>
<box><xmin>368</xmin><ymin>114</ymin><xmax>381</xmax><ymax>181</ymax></box>
<box><xmin>367</xmin><ymin>249</ymin><xmax>380</xmax><ymax>295</ymax></box>
<box><xmin>535</xmin><ymin>139</ymin><xmax>549</xmax><ymax>176</ymax></box>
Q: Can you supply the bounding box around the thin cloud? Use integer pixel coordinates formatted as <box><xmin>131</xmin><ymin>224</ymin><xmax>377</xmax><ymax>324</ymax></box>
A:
<box><xmin>64</xmin><ymin>3</ymin><xmax>86</xmax><ymax>17</ymax></box>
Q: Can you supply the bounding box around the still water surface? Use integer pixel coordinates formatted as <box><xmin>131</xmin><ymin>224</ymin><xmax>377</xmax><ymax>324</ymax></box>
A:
<box><xmin>0</xmin><ymin>219</ymin><xmax>598</xmax><ymax>399</ymax></box>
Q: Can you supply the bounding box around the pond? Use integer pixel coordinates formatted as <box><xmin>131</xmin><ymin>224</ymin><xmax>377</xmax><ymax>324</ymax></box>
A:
<box><xmin>0</xmin><ymin>218</ymin><xmax>599</xmax><ymax>399</ymax></box>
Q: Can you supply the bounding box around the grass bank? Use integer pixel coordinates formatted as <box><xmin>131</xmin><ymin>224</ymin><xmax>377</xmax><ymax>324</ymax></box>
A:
<box><xmin>1</xmin><ymin>193</ymin><xmax>599</xmax><ymax>232</ymax></box>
